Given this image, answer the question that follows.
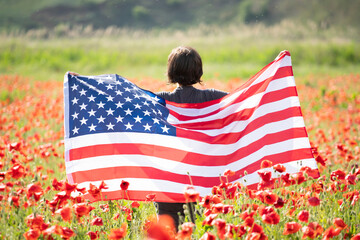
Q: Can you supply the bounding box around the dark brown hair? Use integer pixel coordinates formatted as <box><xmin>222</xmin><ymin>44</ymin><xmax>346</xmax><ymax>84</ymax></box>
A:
<box><xmin>167</xmin><ymin>46</ymin><xmax>203</xmax><ymax>86</ymax></box>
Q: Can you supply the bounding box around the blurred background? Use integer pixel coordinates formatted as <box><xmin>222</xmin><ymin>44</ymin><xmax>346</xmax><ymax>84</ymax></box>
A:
<box><xmin>0</xmin><ymin>0</ymin><xmax>359</xmax><ymax>83</ymax></box>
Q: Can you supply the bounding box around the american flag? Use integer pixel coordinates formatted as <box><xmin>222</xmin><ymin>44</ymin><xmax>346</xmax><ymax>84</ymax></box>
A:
<box><xmin>64</xmin><ymin>50</ymin><xmax>319</xmax><ymax>202</ymax></box>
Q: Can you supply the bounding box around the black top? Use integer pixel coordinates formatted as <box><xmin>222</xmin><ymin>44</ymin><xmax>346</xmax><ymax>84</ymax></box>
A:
<box><xmin>156</xmin><ymin>85</ymin><xmax>228</xmax><ymax>103</ymax></box>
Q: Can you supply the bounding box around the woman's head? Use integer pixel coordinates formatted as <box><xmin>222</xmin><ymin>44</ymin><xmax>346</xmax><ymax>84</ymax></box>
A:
<box><xmin>167</xmin><ymin>46</ymin><xmax>203</xmax><ymax>86</ymax></box>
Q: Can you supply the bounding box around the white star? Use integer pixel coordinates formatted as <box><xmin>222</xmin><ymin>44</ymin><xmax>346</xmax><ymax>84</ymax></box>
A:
<box><xmin>115</xmin><ymin>101</ymin><xmax>124</xmax><ymax>108</ymax></box>
<box><xmin>151</xmin><ymin>100</ymin><xmax>158</xmax><ymax>105</ymax></box>
<box><xmin>106</xmin><ymin>95</ymin><xmax>114</xmax><ymax>102</ymax></box>
<box><xmin>134</xmin><ymin>115</ymin><xmax>142</xmax><ymax>123</ymax></box>
<box><xmin>88</xmin><ymin>124</ymin><xmax>96</xmax><ymax>132</ymax></box>
<box><xmin>72</xmin><ymin>112</ymin><xmax>79</xmax><ymax>120</ymax></box>
<box><xmin>106</xmin><ymin>108</ymin><xmax>114</xmax><ymax>115</ymax></box>
<box><xmin>79</xmin><ymin>89</ymin><xmax>87</xmax><ymax>96</ymax></box>
<box><xmin>143</xmin><ymin>101</ymin><xmax>150</xmax><ymax>106</ymax></box>
<box><xmin>79</xmin><ymin>103</ymin><xmax>87</xmax><ymax>110</ymax></box>
<box><xmin>106</xmin><ymin>122</ymin><xmax>115</xmax><ymax>130</ymax></box>
<box><xmin>124</xmin><ymin>108</ymin><xmax>133</xmax><ymax>115</ymax></box>
<box><xmin>153</xmin><ymin>96</ymin><xmax>161</xmax><ymax>102</ymax></box>
<box><xmin>124</xmin><ymin>97</ymin><xmax>132</xmax><ymax>102</ymax></box>
<box><xmin>124</xmin><ymin>87</ymin><xmax>131</xmax><ymax>92</ymax></box>
<box><xmin>153</xmin><ymin>118</ymin><xmax>160</xmax><ymax>124</ymax></box>
<box><xmin>115</xmin><ymin>115</ymin><xmax>124</xmax><ymax>122</ymax></box>
<box><xmin>97</xmin><ymin>101</ymin><xmax>105</xmax><ymax>108</ymax></box>
<box><xmin>106</xmin><ymin>84</ymin><xmax>114</xmax><ymax>90</ymax></box>
<box><xmin>115</xmin><ymin>90</ymin><xmax>123</xmax><ymax>96</ymax></box>
<box><xmin>80</xmin><ymin>117</ymin><xmax>88</xmax><ymax>125</ymax></box>
<box><xmin>152</xmin><ymin>109</ymin><xmax>157</xmax><ymax>115</ymax></box>
<box><xmin>88</xmin><ymin>95</ymin><xmax>96</xmax><ymax>102</ymax></box>
<box><xmin>97</xmin><ymin>79</ymin><xmax>104</xmax><ymax>84</ymax></box>
<box><xmin>72</xmin><ymin>126</ymin><xmax>79</xmax><ymax>135</ymax></box>
<box><xmin>71</xmin><ymin>97</ymin><xmax>79</xmax><ymax>105</ymax></box>
<box><xmin>143</xmin><ymin>123</ymin><xmax>152</xmax><ymax>131</ymax></box>
<box><xmin>125</xmin><ymin>122</ymin><xmax>133</xmax><ymax>130</ymax></box>
<box><xmin>143</xmin><ymin>110</ymin><xmax>151</xmax><ymax>116</ymax></box>
<box><xmin>157</xmin><ymin>110</ymin><xmax>162</xmax><ymax>116</ymax></box>
<box><xmin>115</xmin><ymin>80</ymin><xmax>122</xmax><ymax>85</ymax></box>
<box><xmin>134</xmin><ymin>94</ymin><xmax>141</xmax><ymax>99</ymax></box>
<box><xmin>97</xmin><ymin>115</ymin><xmax>105</xmax><ymax>123</ymax></box>
<box><xmin>134</xmin><ymin>103</ymin><xmax>141</xmax><ymax>109</ymax></box>
<box><xmin>71</xmin><ymin>84</ymin><xmax>78</xmax><ymax>91</ymax></box>
<box><xmin>88</xmin><ymin>109</ymin><xmax>96</xmax><ymax>116</ymax></box>
<box><xmin>161</xmin><ymin>125</ymin><xmax>170</xmax><ymax>133</ymax></box>
<box><xmin>98</xmin><ymin>90</ymin><xmax>106</xmax><ymax>95</ymax></box>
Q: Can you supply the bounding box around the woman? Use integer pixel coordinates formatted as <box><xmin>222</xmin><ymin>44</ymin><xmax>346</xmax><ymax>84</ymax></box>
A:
<box><xmin>156</xmin><ymin>46</ymin><xmax>228</xmax><ymax>227</ymax></box>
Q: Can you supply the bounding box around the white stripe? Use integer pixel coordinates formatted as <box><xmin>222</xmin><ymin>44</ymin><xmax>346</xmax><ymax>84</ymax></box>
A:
<box><xmin>76</xmin><ymin>178</ymin><xmax>212</xmax><ymax>197</ymax></box>
<box><xmin>168</xmin><ymin>76</ymin><xmax>296</xmax><ymax>123</ymax></box>
<box><xmin>66</xmin><ymin>137</ymin><xmax>312</xmax><ymax>176</ymax></box>
<box><xmin>166</xmin><ymin>58</ymin><xmax>292</xmax><ymax>116</ymax></box>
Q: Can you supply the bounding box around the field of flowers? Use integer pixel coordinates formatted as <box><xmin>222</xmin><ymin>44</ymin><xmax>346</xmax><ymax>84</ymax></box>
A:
<box><xmin>0</xmin><ymin>73</ymin><xmax>359</xmax><ymax>239</ymax></box>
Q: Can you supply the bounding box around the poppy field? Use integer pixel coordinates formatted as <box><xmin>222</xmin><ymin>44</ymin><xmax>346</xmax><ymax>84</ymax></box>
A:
<box><xmin>0</xmin><ymin>73</ymin><xmax>360</xmax><ymax>240</ymax></box>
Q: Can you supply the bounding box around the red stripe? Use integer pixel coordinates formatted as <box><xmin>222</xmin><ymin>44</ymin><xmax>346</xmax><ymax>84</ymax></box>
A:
<box><xmin>69</xmin><ymin>127</ymin><xmax>308</xmax><ymax>167</ymax></box>
<box><xmin>82</xmin><ymin>190</ymin><xmax>189</xmax><ymax>203</ymax></box>
<box><xmin>166</xmin><ymin>66</ymin><xmax>293</xmax><ymax>113</ymax></box>
<box><xmin>173</xmin><ymin>86</ymin><xmax>299</xmax><ymax>129</ymax></box>
<box><xmin>70</xmin><ymin>148</ymin><xmax>313</xmax><ymax>188</ymax></box>
<box><xmin>177</xmin><ymin>106</ymin><xmax>303</xmax><ymax>144</ymax></box>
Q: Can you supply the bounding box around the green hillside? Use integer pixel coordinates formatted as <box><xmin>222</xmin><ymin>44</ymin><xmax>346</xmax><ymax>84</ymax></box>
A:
<box><xmin>1</xmin><ymin>0</ymin><xmax>360</xmax><ymax>31</ymax></box>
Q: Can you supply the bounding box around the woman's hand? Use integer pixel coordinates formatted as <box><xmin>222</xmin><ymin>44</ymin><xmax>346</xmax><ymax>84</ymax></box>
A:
<box><xmin>69</xmin><ymin>72</ymin><xmax>80</xmax><ymax>76</ymax></box>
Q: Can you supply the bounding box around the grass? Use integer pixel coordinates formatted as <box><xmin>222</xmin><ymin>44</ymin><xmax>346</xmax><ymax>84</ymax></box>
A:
<box><xmin>0</xmin><ymin>22</ymin><xmax>359</xmax><ymax>82</ymax></box>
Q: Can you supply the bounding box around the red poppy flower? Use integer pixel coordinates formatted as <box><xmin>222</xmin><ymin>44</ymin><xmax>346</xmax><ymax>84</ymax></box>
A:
<box><xmin>73</xmin><ymin>203</ymin><xmax>94</xmax><ymax>217</ymax></box>
<box><xmin>274</xmin><ymin>197</ymin><xmax>285</xmax><ymax>208</ymax></box>
<box><xmin>87</xmin><ymin>231</ymin><xmax>99</xmax><ymax>240</ymax></box>
<box><xmin>203</xmin><ymin>213</ymin><xmax>218</xmax><ymax>226</ymax></box>
<box><xmin>7</xmin><ymin>163</ymin><xmax>25</xmax><ymax>179</ymax></box>
<box><xmin>330</xmin><ymin>169</ymin><xmax>346</xmax><ymax>181</ymax></box>
<box><xmin>177</xmin><ymin>222</ymin><xmax>195</xmax><ymax>239</ymax></box>
<box><xmin>351</xmin><ymin>233</ymin><xmax>360</xmax><ymax>240</ymax></box>
<box><xmin>346</xmin><ymin>174</ymin><xmax>357</xmax><ymax>185</ymax></box>
<box><xmin>315</xmin><ymin>155</ymin><xmax>327</xmax><ymax>166</ymax></box>
<box><xmin>131</xmin><ymin>201</ymin><xmax>140</xmax><ymax>208</ymax></box>
<box><xmin>52</xmin><ymin>178</ymin><xmax>65</xmax><ymax>191</ymax></box>
<box><xmin>213</xmin><ymin>218</ymin><xmax>226</xmax><ymax>239</ymax></box>
<box><xmin>260</xmin><ymin>160</ymin><xmax>273</xmax><ymax>169</ymax></box>
<box><xmin>184</xmin><ymin>186</ymin><xmax>200</xmax><ymax>202</ymax></box>
<box><xmin>302</xmin><ymin>222</ymin><xmax>323</xmax><ymax>239</ymax></box>
<box><xmin>26</xmin><ymin>213</ymin><xmax>45</xmax><ymax>230</ymax></box>
<box><xmin>308</xmin><ymin>197</ymin><xmax>321</xmax><ymax>206</ymax></box>
<box><xmin>91</xmin><ymin>217</ymin><xmax>104</xmax><ymax>226</ymax></box>
<box><xmin>26</xmin><ymin>183</ymin><xmax>43</xmax><ymax>200</ymax></box>
<box><xmin>23</xmin><ymin>229</ymin><xmax>41</xmax><ymax>240</ymax></box>
<box><xmin>88</xmin><ymin>183</ymin><xmax>101</xmax><ymax>198</ymax></box>
<box><xmin>55</xmin><ymin>206</ymin><xmax>72</xmax><ymax>222</ymax></box>
<box><xmin>223</xmin><ymin>169</ymin><xmax>235</xmax><ymax>177</ymax></box>
<box><xmin>60</xmin><ymin>226</ymin><xmax>76</xmax><ymax>239</ymax></box>
<box><xmin>263</xmin><ymin>191</ymin><xmax>278</xmax><ymax>205</ymax></box>
<box><xmin>199</xmin><ymin>232</ymin><xmax>216</xmax><ymax>240</ymax></box>
<box><xmin>200</xmin><ymin>195</ymin><xmax>212</xmax><ymax>209</ymax></box>
<box><xmin>42</xmin><ymin>225</ymin><xmax>63</xmax><ymax>238</ymax></box>
<box><xmin>261</xmin><ymin>211</ymin><xmax>280</xmax><ymax>225</ymax></box>
<box><xmin>322</xmin><ymin>226</ymin><xmax>341</xmax><ymax>239</ymax></box>
<box><xmin>146</xmin><ymin>215</ymin><xmax>175</xmax><ymax>240</ymax></box>
<box><xmin>297</xmin><ymin>210</ymin><xmax>309</xmax><ymax>222</ymax></box>
<box><xmin>273</xmin><ymin>164</ymin><xmax>286</xmax><ymax>173</ymax></box>
<box><xmin>333</xmin><ymin>218</ymin><xmax>347</xmax><ymax>230</ymax></box>
<box><xmin>120</xmin><ymin>180</ymin><xmax>129</xmax><ymax>190</ymax></box>
<box><xmin>257</xmin><ymin>170</ymin><xmax>272</xmax><ymax>182</ymax></box>
<box><xmin>146</xmin><ymin>193</ymin><xmax>156</xmax><ymax>202</ymax></box>
<box><xmin>283</xmin><ymin>222</ymin><xmax>302</xmax><ymax>235</ymax></box>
